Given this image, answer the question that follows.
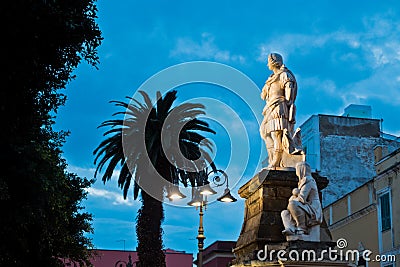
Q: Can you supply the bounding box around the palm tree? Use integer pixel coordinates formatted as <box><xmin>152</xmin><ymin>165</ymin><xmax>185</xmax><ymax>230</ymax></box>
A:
<box><xmin>93</xmin><ymin>90</ymin><xmax>216</xmax><ymax>267</ymax></box>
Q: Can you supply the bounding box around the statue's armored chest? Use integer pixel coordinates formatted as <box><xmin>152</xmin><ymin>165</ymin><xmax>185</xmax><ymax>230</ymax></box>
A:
<box><xmin>268</xmin><ymin>80</ymin><xmax>284</xmax><ymax>97</ymax></box>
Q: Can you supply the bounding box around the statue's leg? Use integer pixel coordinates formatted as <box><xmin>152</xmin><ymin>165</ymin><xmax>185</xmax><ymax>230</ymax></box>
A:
<box><xmin>287</xmin><ymin>201</ymin><xmax>307</xmax><ymax>234</ymax></box>
<box><xmin>266</xmin><ymin>134</ymin><xmax>274</xmax><ymax>166</ymax></box>
<box><xmin>260</xmin><ymin>118</ymin><xmax>275</xmax><ymax>167</ymax></box>
<box><xmin>288</xmin><ymin>122</ymin><xmax>295</xmax><ymax>137</ymax></box>
<box><xmin>270</xmin><ymin>130</ymin><xmax>283</xmax><ymax>167</ymax></box>
<box><xmin>281</xmin><ymin>210</ymin><xmax>296</xmax><ymax>235</ymax></box>
<box><xmin>259</xmin><ymin>117</ymin><xmax>267</xmax><ymax>139</ymax></box>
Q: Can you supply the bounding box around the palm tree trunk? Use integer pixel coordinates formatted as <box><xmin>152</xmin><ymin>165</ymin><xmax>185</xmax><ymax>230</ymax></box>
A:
<box><xmin>136</xmin><ymin>190</ymin><xmax>166</xmax><ymax>267</ymax></box>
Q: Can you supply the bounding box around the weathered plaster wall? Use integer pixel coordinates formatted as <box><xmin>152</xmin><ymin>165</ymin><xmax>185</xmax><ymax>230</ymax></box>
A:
<box><xmin>320</xmin><ymin>135</ymin><xmax>400</xmax><ymax>206</ymax></box>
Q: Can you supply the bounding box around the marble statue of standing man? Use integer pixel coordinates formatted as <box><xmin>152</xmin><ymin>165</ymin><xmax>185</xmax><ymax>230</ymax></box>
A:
<box><xmin>260</xmin><ymin>53</ymin><xmax>300</xmax><ymax>168</ymax></box>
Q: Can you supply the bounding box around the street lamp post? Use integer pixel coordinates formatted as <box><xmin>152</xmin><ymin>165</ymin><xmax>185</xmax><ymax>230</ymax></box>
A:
<box><xmin>196</xmin><ymin>202</ymin><xmax>206</xmax><ymax>267</ymax></box>
<box><xmin>166</xmin><ymin>169</ymin><xmax>237</xmax><ymax>267</ymax></box>
<box><xmin>188</xmin><ymin>170</ymin><xmax>237</xmax><ymax>267</ymax></box>
<box><xmin>115</xmin><ymin>254</ymin><xmax>134</xmax><ymax>267</ymax></box>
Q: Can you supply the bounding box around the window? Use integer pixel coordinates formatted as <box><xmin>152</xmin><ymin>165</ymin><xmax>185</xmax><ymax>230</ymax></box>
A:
<box><xmin>379</xmin><ymin>193</ymin><xmax>391</xmax><ymax>232</ymax></box>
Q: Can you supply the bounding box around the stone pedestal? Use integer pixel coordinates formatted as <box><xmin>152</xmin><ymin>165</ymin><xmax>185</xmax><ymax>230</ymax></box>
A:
<box><xmin>232</xmin><ymin>169</ymin><xmax>333</xmax><ymax>264</ymax></box>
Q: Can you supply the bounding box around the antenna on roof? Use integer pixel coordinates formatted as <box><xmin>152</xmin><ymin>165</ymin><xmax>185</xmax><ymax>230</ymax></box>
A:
<box><xmin>116</xmin><ymin>239</ymin><xmax>126</xmax><ymax>251</ymax></box>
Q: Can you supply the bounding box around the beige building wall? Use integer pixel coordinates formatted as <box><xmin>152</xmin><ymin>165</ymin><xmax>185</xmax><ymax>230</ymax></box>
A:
<box><xmin>374</xmin><ymin>147</ymin><xmax>400</xmax><ymax>267</ymax></box>
<box><xmin>331</xmin><ymin>197</ymin><xmax>349</xmax><ymax>223</ymax></box>
<box><xmin>328</xmin><ymin>208</ymin><xmax>379</xmax><ymax>267</ymax></box>
<box><xmin>324</xmin><ymin>181</ymin><xmax>380</xmax><ymax>267</ymax></box>
<box><xmin>323</xmin><ymin>147</ymin><xmax>400</xmax><ymax>267</ymax></box>
<box><xmin>350</xmin><ymin>185</ymin><xmax>370</xmax><ymax>213</ymax></box>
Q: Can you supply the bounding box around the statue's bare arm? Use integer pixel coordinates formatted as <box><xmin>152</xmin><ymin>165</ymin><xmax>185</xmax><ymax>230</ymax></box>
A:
<box><xmin>285</xmin><ymin>82</ymin><xmax>295</xmax><ymax>106</ymax></box>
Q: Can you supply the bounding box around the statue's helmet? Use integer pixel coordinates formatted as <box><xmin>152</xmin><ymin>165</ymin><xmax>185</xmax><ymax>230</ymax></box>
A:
<box><xmin>268</xmin><ymin>53</ymin><xmax>283</xmax><ymax>68</ymax></box>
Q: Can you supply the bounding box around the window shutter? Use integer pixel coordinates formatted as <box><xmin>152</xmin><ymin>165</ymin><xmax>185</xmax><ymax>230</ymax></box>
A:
<box><xmin>380</xmin><ymin>193</ymin><xmax>391</xmax><ymax>232</ymax></box>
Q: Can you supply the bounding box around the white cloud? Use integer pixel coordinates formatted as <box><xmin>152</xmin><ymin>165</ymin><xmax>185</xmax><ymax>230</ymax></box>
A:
<box><xmin>86</xmin><ymin>187</ymin><xmax>135</xmax><ymax>206</ymax></box>
<box><xmin>67</xmin><ymin>165</ymin><xmax>96</xmax><ymax>177</ymax></box>
<box><xmin>300</xmin><ymin>77</ymin><xmax>338</xmax><ymax>96</ymax></box>
<box><xmin>342</xmin><ymin>65</ymin><xmax>400</xmax><ymax>104</ymax></box>
<box><xmin>257</xmin><ymin>16</ymin><xmax>400</xmax><ymax>68</ymax></box>
<box><xmin>257</xmin><ymin>15</ymin><xmax>400</xmax><ymax>130</ymax></box>
<box><xmin>257</xmin><ymin>33</ymin><xmax>334</xmax><ymax>63</ymax></box>
<box><xmin>170</xmin><ymin>33</ymin><xmax>246</xmax><ymax>64</ymax></box>
<box><xmin>369</xmin><ymin>46</ymin><xmax>389</xmax><ymax>66</ymax></box>
<box><xmin>67</xmin><ymin>165</ymin><xmax>137</xmax><ymax>206</ymax></box>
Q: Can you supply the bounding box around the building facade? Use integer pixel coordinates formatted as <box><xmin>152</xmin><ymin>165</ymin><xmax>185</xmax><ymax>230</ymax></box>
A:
<box><xmin>300</xmin><ymin>105</ymin><xmax>400</xmax><ymax>206</ymax></box>
<box><xmin>195</xmin><ymin>241</ymin><xmax>236</xmax><ymax>267</ymax></box>
<box><xmin>62</xmin><ymin>248</ymin><xmax>193</xmax><ymax>267</ymax></box>
<box><xmin>323</xmin><ymin>147</ymin><xmax>400</xmax><ymax>267</ymax></box>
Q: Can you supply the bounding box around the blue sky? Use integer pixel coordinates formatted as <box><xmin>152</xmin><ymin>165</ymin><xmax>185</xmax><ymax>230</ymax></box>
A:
<box><xmin>55</xmin><ymin>0</ymin><xmax>400</xmax><ymax>256</ymax></box>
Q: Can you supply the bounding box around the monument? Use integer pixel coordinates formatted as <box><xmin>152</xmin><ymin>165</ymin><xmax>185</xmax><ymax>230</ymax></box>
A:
<box><xmin>230</xmin><ymin>54</ymin><xmax>354</xmax><ymax>267</ymax></box>
<box><xmin>259</xmin><ymin>53</ymin><xmax>304</xmax><ymax>169</ymax></box>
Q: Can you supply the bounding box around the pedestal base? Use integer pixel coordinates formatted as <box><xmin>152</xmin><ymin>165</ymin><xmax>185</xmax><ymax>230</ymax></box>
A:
<box><xmin>232</xmin><ymin>169</ymin><xmax>332</xmax><ymax>264</ymax></box>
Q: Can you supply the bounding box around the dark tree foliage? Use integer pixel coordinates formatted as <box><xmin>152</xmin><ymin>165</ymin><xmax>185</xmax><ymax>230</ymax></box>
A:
<box><xmin>1</xmin><ymin>0</ymin><xmax>102</xmax><ymax>266</ymax></box>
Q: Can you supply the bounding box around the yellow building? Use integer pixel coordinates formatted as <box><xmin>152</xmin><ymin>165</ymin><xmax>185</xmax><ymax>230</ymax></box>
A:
<box><xmin>323</xmin><ymin>147</ymin><xmax>400</xmax><ymax>267</ymax></box>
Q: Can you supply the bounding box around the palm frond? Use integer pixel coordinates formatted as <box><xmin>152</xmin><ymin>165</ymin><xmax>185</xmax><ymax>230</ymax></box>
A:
<box><xmin>171</xmin><ymin>103</ymin><xmax>205</xmax><ymax>114</ymax></box>
<box><xmin>125</xmin><ymin>95</ymin><xmax>147</xmax><ymax>110</ymax></box>
<box><xmin>138</xmin><ymin>90</ymin><xmax>153</xmax><ymax>109</ymax></box>
<box><xmin>157</xmin><ymin>91</ymin><xmax>177</xmax><ymax>119</ymax></box>
<box><xmin>119</xmin><ymin>162</ymin><xmax>131</xmax><ymax>188</ymax></box>
<box><xmin>93</xmin><ymin>134</ymin><xmax>122</xmax><ymax>165</ymax></box>
<box><xmin>182</xmin><ymin>118</ymin><xmax>216</xmax><ymax>134</ymax></box>
<box><xmin>94</xmin><ymin>90</ymin><xmax>218</xmax><ymax>201</ymax></box>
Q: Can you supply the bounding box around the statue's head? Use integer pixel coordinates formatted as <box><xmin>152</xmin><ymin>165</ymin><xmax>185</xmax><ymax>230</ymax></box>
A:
<box><xmin>295</xmin><ymin>161</ymin><xmax>311</xmax><ymax>179</ymax></box>
<box><xmin>268</xmin><ymin>53</ymin><xmax>283</xmax><ymax>70</ymax></box>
